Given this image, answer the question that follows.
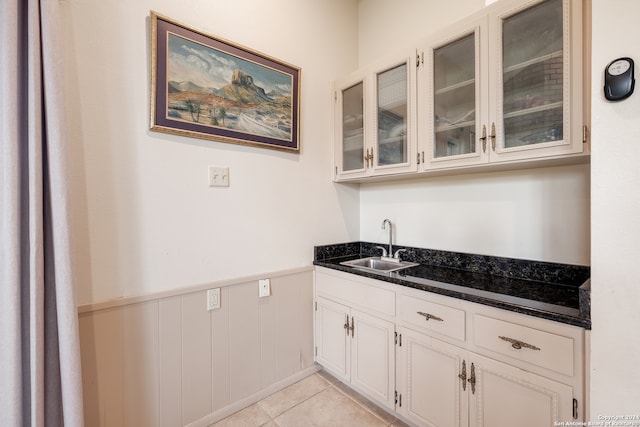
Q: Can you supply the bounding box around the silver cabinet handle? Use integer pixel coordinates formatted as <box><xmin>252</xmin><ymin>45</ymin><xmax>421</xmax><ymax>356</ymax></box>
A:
<box><xmin>417</xmin><ymin>311</ymin><xmax>444</xmax><ymax>322</ymax></box>
<box><xmin>468</xmin><ymin>362</ymin><xmax>476</xmax><ymax>395</ymax></box>
<box><xmin>480</xmin><ymin>124</ymin><xmax>487</xmax><ymax>152</ymax></box>
<box><xmin>499</xmin><ymin>336</ymin><xmax>541</xmax><ymax>351</ymax></box>
<box><xmin>349</xmin><ymin>315</ymin><xmax>354</xmax><ymax>337</ymax></box>
<box><xmin>490</xmin><ymin>122</ymin><xmax>496</xmax><ymax>151</ymax></box>
<box><xmin>458</xmin><ymin>360</ymin><xmax>467</xmax><ymax>391</ymax></box>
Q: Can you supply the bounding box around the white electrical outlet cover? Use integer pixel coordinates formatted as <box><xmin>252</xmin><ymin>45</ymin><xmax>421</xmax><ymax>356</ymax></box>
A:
<box><xmin>259</xmin><ymin>279</ymin><xmax>271</xmax><ymax>297</ymax></box>
<box><xmin>207</xmin><ymin>288</ymin><xmax>220</xmax><ymax>310</ymax></box>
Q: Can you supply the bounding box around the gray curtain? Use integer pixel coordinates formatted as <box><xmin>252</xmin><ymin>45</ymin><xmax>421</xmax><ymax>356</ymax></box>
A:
<box><xmin>0</xmin><ymin>0</ymin><xmax>85</xmax><ymax>426</ymax></box>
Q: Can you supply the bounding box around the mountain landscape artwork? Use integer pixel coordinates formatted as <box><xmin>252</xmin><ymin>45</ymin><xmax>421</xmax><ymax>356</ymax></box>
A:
<box><xmin>150</xmin><ymin>12</ymin><xmax>300</xmax><ymax>152</ymax></box>
<box><xmin>167</xmin><ymin>33</ymin><xmax>293</xmax><ymax>141</ymax></box>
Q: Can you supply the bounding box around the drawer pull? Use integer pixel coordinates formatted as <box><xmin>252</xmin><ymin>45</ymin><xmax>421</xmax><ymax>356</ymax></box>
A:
<box><xmin>499</xmin><ymin>336</ymin><xmax>541</xmax><ymax>351</ymax></box>
<box><xmin>417</xmin><ymin>311</ymin><xmax>444</xmax><ymax>322</ymax></box>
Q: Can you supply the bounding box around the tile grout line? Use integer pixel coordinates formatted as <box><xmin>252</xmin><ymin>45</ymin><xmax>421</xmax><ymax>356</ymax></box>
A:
<box><xmin>328</xmin><ymin>382</ymin><xmax>399</xmax><ymax>426</ymax></box>
<box><xmin>308</xmin><ymin>371</ymin><xmax>400</xmax><ymax>425</ymax></box>
<box><xmin>217</xmin><ymin>372</ymin><xmax>405</xmax><ymax>426</ymax></box>
<box><xmin>258</xmin><ymin>374</ymin><xmax>334</xmax><ymax>422</ymax></box>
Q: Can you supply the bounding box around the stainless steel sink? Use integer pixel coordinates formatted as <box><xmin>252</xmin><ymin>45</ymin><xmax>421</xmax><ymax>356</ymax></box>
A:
<box><xmin>340</xmin><ymin>257</ymin><xmax>419</xmax><ymax>273</ymax></box>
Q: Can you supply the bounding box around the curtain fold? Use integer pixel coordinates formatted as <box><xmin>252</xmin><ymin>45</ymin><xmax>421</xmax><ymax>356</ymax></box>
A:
<box><xmin>1</xmin><ymin>0</ymin><xmax>84</xmax><ymax>426</ymax></box>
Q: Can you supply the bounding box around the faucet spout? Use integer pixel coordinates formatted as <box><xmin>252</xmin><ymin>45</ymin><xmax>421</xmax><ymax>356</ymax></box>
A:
<box><xmin>381</xmin><ymin>219</ymin><xmax>393</xmax><ymax>257</ymax></box>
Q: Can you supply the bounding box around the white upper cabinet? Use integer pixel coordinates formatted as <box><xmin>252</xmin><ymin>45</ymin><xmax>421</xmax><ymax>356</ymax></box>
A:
<box><xmin>490</xmin><ymin>0</ymin><xmax>585</xmax><ymax>162</ymax></box>
<box><xmin>420</xmin><ymin>16</ymin><xmax>488</xmax><ymax>169</ymax></box>
<box><xmin>419</xmin><ymin>0</ymin><xmax>586</xmax><ymax>170</ymax></box>
<box><xmin>331</xmin><ymin>0</ymin><xmax>588</xmax><ymax>181</ymax></box>
<box><xmin>334</xmin><ymin>51</ymin><xmax>418</xmax><ymax>181</ymax></box>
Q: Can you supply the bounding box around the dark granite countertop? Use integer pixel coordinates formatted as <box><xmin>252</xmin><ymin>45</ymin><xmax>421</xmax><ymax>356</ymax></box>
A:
<box><xmin>314</xmin><ymin>242</ymin><xmax>591</xmax><ymax>329</ymax></box>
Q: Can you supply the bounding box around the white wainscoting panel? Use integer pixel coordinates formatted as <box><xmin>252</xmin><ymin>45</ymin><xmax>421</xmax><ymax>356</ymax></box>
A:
<box><xmin>78</xmin><ymin>268</ymin><xmax>314</xmax><ymax>427</ymax></box>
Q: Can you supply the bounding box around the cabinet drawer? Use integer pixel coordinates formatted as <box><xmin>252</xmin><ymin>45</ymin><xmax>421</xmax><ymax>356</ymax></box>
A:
<box><xmin>473</xmin><ymin>314</ymin><xmax>574</xmax><ymax>376</ymax></box>
<box><xmin>316</xmin><ymin>271</ymin><xmax>395</xmax><ymax>316</ymax></box>
<box><xmin>398</xmin><ymin>294</ymin><xmax>465</xmax><ymax>341</ymax></box>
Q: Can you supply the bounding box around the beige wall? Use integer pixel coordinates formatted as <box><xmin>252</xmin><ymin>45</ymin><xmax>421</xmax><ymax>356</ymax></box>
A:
<box><xmin>60</xmin><ymin>0</ymin><xmax>361</xmax><ymax>305</ymax></box>
<box><xmin>357</xmin><ymin>0</ymin><xmax>485</xmax><ymax>67</ymax></box>
<box><xmin>590</xmin><ymin>0</ymin><xmax>640</xmax><ymax>417</ymax></box>
<box><xmin>79</xmin><ymin>269</ymin><xmax>315</xmax><ymax>426</ymax></box>
<box><xmin>359</xmin><ymin>165</ymin><xmax>590</xmax><ymax>265</ymax></box>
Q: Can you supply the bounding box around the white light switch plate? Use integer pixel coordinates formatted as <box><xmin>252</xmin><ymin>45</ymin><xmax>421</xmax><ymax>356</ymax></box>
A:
<box><xmin>208</xmin><ymin>166</ymin><xmax>229</xmax><ymax>187</ymax></box>
<box><xmin>259</xmin><ymin>279</ymin><xmax>271</xmax><ymax>298</ymax></box>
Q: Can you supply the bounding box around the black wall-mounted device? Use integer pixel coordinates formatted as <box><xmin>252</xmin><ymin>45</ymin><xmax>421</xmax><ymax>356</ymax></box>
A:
<box><xmin>604</xmin><ymin>57</ymin><xmax>635</xmax><ymax>101</ymax></box>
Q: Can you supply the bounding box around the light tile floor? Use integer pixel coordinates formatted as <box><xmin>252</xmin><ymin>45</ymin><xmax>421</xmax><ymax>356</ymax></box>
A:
<box><xmin>210</xmin><ymin>370</ymin><xmax>411</xmax><ymax>427</ymax></box>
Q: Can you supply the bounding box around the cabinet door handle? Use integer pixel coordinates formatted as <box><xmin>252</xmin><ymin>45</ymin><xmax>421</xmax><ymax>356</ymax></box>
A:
<box><xmin>498</xmin><ymin>336</ymin><xmax>541</xmax><ymax>351</ymax></box>
<box><xmin>490</xmin><ymin>122</ymin><xmax>496</xmax><ymax>151</ymax></box>
<box><xmin>468</xmin><ymin>362</ymin><xmax>476</xmax><ymax>395</ymax></box>
<box><xmin>480</xmin><ymin>125</ymin><xmax>487</xmax><ymax>153</ymax></box>
<box><xmin>344</xmin><ymin>315</ymin><xmax>349</xmax><ymax>335</ymax></box>
<box><xmin>417</xmin><ymin>311</ymin><xmax>444</xmax><ymax>322</ymax></box>
<box><xmin>364</xmin><ymin>148</ymin><xmax>374</xmax><ymax>168</ymax></box>
<box><xmin>458</xmin><ymin>360</ymin><xmax>467</xmax><ymax>391</ymax></box>
<box><xmin>350</xmin><ymin>315</ymin><xmax>354</xmax><ymax>337</ymax></box>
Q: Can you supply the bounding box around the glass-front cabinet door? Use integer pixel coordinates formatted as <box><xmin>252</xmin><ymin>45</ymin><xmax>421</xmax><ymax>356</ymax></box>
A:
<box><xmin>420</xmin><ymin>0</ymin><xmax>584</xmax><ymax>171</ymax></box>
<box><xmin>334</xmin><ymin>53</ymin><xmax>416</xmax><ymax>181</ymax></box>
<box><xmin>491</xmin><ymin>0</ymin><xmax>584</xmax><ymax>162</ymax></box>
<box><xmin>374</xmin><ymin>62</ymin><xmax>410</xmax><ymax>170</ymax></box>
<box><xmin>501</xmin><ymin>0</ymin><xmax>563</xmax><ymax>148</ymax></box>
<box><xmin>341</xmin><ymin>81</ymin><xmax>365</xmax><ymax>173</ymax></box>
<box><xmin>368</xmin><ymin>54</ymin><xmax>417</xmax><ymax>177</ymax></box>
<box><xmin>421</xmin><ymin>20</ymin><xmax>488</xmax><ymax>169</ymax></box>
<box><xmin>334</xmin><ymin>71</ymin><xmax>366</xmax><ymax>179</ymax></box>
<box><xmin>434</xmin><ymin>35</ymin><xmax>477</xmax><ymax>159</ymax></box>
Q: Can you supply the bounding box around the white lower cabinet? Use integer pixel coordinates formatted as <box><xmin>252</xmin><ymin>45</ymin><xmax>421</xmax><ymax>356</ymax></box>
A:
<box><xmin>314</xmin><ymin>267</ymin><xmax>584</xmax><ymax>427</ymax></box>
<box><xmin>398</xmin><ymin>328</ymin><xmax>574</xmax><ymax>427</ymax></box>
<box><xmin>315</xmin><ymin>296</ymin><xmax>396</xmax><ymax>410</ymax></box>
<box><xmin>315</xmin><ymin>297</ymin><xmax>351</xmax><ymax>380</ymax></box>
<box><xmin>398</xmin><ymin>328</ymin><xmax>469</xmax><ymax>427</ymax></box>
<box><xmin>469</xmin><ymin>353</ymin><xmax>574</xmax><ymax>427</ymax></box>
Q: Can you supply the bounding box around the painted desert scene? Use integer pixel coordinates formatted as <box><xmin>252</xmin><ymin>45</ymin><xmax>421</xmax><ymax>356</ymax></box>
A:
<box><xmin>166</xmin><ymin>33</ymin><xmax>294</xmax><ymax>141</ymax></box>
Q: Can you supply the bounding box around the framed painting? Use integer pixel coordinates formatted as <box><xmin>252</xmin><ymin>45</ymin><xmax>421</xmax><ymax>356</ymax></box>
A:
<box><xmin>150</xmin><ymin>12</ymin><xmax>300</xmax><ymax>152</ymax></box>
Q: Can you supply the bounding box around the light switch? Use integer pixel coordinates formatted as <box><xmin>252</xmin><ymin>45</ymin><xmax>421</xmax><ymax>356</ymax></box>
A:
<box><xmin>208</xmin><ymin>166</ymin><xmax>229</xmax><ymax>187</ymax></box>
<box><xmin>259</xmin><ymin>279</ymin><xmax>271</xmax><ymax>298</ymax></box>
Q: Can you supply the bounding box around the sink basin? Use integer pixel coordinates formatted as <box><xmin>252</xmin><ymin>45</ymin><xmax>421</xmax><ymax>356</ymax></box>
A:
<box><xmin>340</xmin><ymin>257</ymin><xmax>419</xmax><ymax>273</ymax></box>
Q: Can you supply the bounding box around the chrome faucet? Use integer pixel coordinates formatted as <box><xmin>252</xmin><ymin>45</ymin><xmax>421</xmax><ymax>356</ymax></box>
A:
<box><xmin>382</xmin><ymin>219</ymin><xmax>393</xmax><ymax>257</ymax></box>
<box><xmin>377</xmin><ymin>219</ymin><xmax>406</xmax><ymax>262</ymax></box>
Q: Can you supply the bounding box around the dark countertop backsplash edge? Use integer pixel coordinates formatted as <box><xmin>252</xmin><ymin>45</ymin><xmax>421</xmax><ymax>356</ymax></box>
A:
<box><xmin>315</xmin><ymin>241</ymin><xmax>590</xmax><ymax>286</ymax></box>
<box><xmin>314</xmin><ymin>241</ymin><xmax>591</xmax><ymax>329</ymax></box>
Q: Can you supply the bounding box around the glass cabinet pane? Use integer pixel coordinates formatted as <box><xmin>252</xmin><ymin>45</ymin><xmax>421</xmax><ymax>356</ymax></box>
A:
<box><xmin>377</xmin><ymin>64</ymin><xmax>408</xmax><ymax>166</ymax></box>
<box><xmin>433</xmin><ymin>34</ymin><xmax>476</xmax><ymax>158</ymax></box>
<box><xmin>502</xmin><ymin>0</ymin><xmax>563</xmax><ymax>148</ymax></box>
<box><xmin>342</xmin><ymin>82</ymin><xmax>364</xmax><ymax>171</ymax></box>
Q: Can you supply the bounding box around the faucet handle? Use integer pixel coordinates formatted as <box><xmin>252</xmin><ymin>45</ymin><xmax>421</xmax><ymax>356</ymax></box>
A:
<box><xmin>394</xmin><ymin>248</ymin><xmax>407</xmax><ymax>260</ymax></box>
<box><xmin>375</xmin><ymin>246</ymin><xmax>388</xmax><ymax>257</ymax></box>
